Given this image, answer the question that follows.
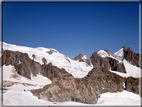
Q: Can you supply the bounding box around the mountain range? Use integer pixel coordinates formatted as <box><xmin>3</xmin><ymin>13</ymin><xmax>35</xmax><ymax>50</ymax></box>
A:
<box><xmin>0</xmin><ymin>42</ymin><xmax>141</xmax><ymax>105</ymax></box>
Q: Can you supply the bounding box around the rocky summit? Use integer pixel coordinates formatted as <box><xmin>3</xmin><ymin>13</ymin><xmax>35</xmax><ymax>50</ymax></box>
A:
<box><xmin>123</xmin><ymin>47</ymin><xmax>141</xmax><ymax>68</ymax></box>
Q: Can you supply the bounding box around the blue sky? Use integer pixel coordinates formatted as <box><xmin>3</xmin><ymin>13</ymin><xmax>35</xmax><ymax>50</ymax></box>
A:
<box><xmin>3</xmin><ymin>2</ymin><xmax>139</xmax><ymax>58</ymax></box>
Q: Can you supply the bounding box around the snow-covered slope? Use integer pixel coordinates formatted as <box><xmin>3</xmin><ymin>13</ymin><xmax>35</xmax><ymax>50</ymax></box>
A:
<box><xmin>3</xmin><ymin>86</ymin><xmax>141</xmax><ymax>106</ymax></box>
<box><xmin>1</xmin><ymin>42</ymin><xmax>93</xmax><ymax>78</ymax></box>
<box><xmin>1</xmin><ymin>42</ymin><xmax>141</xmax><ymax>106</ymax></box>
<box><xmin>96</xmin><ymin>90</ymin><xmax>141</xmax><ymax>106</ymax></box>
<box><xmin>1</xmin><ymin>42</ymin><xmax>141</xmax><ymax>78</ymax></box>
<box><xmin>97</xmin><ymin>50</ymin><xmax>110</xmax><ymax>57</ymax></box>
<box><xmin>2</xmin><ymin>65</ymin><xmax>52</xmax><ymax>89</ymax></box>
<box><xmin>2</xmin><ymin>64</ymin><xmax>141</xmax><ymax>106</ymax></box>
<box><xmin>97</xmin><ymin>49</ymin><xmax>123</xmax><ymax>63</ymax></box>
<box><xmin>2</xmin><ymin>64</ymin><xmax>140</xmax><ymax>106</ymax></box>
<box><xmin>1</xmin><ymin>64</ymin><xmax>52</xmax><ymax>106</ymax></box>
<box><xmin>113</xmin><ymin>48</ymin><xmax>124</xmax><ymax>61</ymax></box>
<box><xmin>97</xmin><ymin>48</ymin><xmax>141</xmax><ymax>78</ymax></box>
<box><xmin>109</xmin><ymin>59</ymin><xmax>141</xmax><ymax>78</ymax></box>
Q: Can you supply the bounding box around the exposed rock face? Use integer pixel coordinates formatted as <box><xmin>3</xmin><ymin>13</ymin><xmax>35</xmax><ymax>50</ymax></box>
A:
<box><xmin>31</xmin><ymin>66</ymin><xmax>140</xmax><ymax>104</ymax></box>
<box><xmin>91</xmin><ymin>52</ymin><xmax>110</xmax><ymax>70</ymax></box>
<box><xmin>90</xmin><ymin>52</ymin><xmax>126</xmax><ymax>73</ymax></box>
<box><xmin>2</xmin><ymin>50</ymin><xmax>72</xmax><ymax>80</ymax></box>
<box><xmin>123</xmin><ymin>47</ymin><xmax>141</xmax><ymax>68</ymax></box>
<box><xmin>125</xmin><ymin>77</ymin><xmax>140</xmax><ymax>94</ymax></box>
<box><xmin>104</xmin><ymin>49</ymin><xmax>112</xmax><ymax>55</ymax></box>
<box><xmin>108</xmin><ymin>57</ymin><xmax>126</xmax><ymax>73</ymax></box>
<box><xmin>74</xmin><ymin>50</ymin><xmax>126</xmax><ymax>73</ymax></box>
<box><xmin>73</xmin><ymin>53</ymin><xmax>92</xmax><ymax>66</ymax></box>
<box><xmin>46</xmin><ymin>49</ymin><xmax>57</xmax><ymax>55</ymax></box>
<box><xmin>40</xmin><ymin>63</ymin><xmax>72</xmax><ymax>81</ymax></box>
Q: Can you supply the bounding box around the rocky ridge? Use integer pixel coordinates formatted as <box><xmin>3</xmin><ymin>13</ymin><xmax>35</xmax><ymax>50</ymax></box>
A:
<box><xmin>1</xmin><ymin>43</ymin><xmax>141</xmax><ymax>104</ymax></box>
<box><xmin>74</xmin><ymin>46</ymin><xmax>141</xmax><ymax>73</ymax></box>
<box><xmin>31</xmin><ymin>66</ymin><xmax>140</xmax><ymax>104</ymax></box>
<box><xmin>73</xmin><ymin>53</ymin><xmax>92</xmax><ymax>66</ymax></box>
<box><xmin>123</xmin><ymin>46</ymin><xmax>141</xmax><ymax>68</ymax></box>
<box><xmin>2</xmin><ymin>50</ymin><xmax>72</xmax><ymax>80</ymax></box>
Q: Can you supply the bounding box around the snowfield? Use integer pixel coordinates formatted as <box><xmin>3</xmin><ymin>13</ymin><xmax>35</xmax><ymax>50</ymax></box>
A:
<box><xmin>96</xmin><ymin>90</ymin><xmax>141</xmax><ymax>106</ymax></box>
<box><xmin>1</xmin><ymin>42</ymin><xmax>141</xmax><ymax>106</ymax></box>
<box><xmin>97</xmin><ymin>48</ymin><xmax>141</xmax><ymax>78</ymax></box>
<box><xmin>1</xmin><ymin>42</ymin><xmax>93</xmax><ymax>78</ymax></box>
<box><xmin>109</xmin><ymin>59</ymin><xmax>141</xmax><ymax>78</ymax></box>
<box><xmin>3</xmin><ymin>87</ymin><xmax>141</xmax><ymax>106</ymax></box>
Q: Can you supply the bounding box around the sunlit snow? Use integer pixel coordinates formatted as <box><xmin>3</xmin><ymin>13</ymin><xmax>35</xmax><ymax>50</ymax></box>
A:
<box><xmin>97</xmin><ymin>50</ymin><xmax>109</xmax><ymax>57</ymax></box>
<box><xmin>1</xmin><ymin>42</ymin><xmax>141</xmax><ymax>106</ymax></box>
<box><xmin>1</xmin><ymin>42</ymin><xmax>93</xmax><ymax>78</ymax></box>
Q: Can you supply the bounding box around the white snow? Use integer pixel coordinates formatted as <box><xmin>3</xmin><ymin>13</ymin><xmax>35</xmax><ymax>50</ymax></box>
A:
<box><xmin>123</xmin><ymin>59</ymin><xmax>141</xmax><ymax>78</ymax></box>
<box><xmin>2</xmin><ymin>65</ymin><xmax>141</xmax><ymax>106</ymax></box>
<box><xmin>123</xmin><ymin>82</ymin><xmax>125</xmax><ymax>89</ymax></box>
<box><xmin>3</xmin><ymin>90</ymin><xmax>52</xmax><ymax>106</ymax></box>
<box><xmin>2</xmin><ymin>42</ymin><xmax>93</xmax><ymax>78</ymax></box>
<box><xmin>1</xmin><ymin>42</ymin><xmax>141</xmax><ymax>106</ymax></box>
<box><xmin>114</xmin><ymin>48</ymin><xmax>124</xmax><ymax>58</ymax></box>
<box><xmin>97</xmin><ymin>49</ymin><xmax>123</xmax><ymax>63</ymax></box>
<box><xmin>110</xmin><ymin>59</ymin><xmax>141</xmax><ymax>78</ymax></box>
<box><xmin>82</xmin><ymin>55</ymin><xmax>87</xmax><ymax>60</ymax></box>
<box><xmin>97</xmin><ymin>50</ymin><xmax>109</xmax><ymax>57</ymax></box>
<box><xmin>2</xmin><ymin>65</ymin><xmax>52</xmax><ymax>88</ymax></box>
<box><xmin>96</xmin><ymin>90</ymin><xmax>141</xmax><ymax>105</ymax></box>
<box><xmin>3</xmin><ymin>88</ymin><xmax>141</xmax><ymax>106</ymax></box>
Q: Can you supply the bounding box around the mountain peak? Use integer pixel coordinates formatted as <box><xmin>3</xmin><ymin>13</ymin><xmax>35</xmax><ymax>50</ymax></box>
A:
<box><xmin>122</xmin><ymin>45</ymin><xmax>126</xmax><ymax>50</ymax></box>
<box><xmin>74</xmin><ymin>53</ymin><xmax>86</xmax><ymax>61</ymax></box>
<box><xmin>97</xmin><ymin>50</ymin><xmax>109</xmax><ymax>58</ymax></box>
<box><xmin>104</xmin><ymin>49</ymin><xmax>112</xmax><ymax>55</ymax></box>
<box><xmin>74</xmin><ymin>53</ymin><xmax>92</xmax><ymax>66</ymax></box>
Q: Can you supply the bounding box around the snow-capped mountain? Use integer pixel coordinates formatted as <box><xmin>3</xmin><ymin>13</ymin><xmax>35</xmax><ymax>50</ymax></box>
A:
<box><xmin>73</xmin><ymin>53</ymin><xmax>92</xmax><ymax>66</ymax></box>
<box><xmin>1</xmin><ymin>42</ymin><xmax>93</xmax><ymax>78</ymax></box>
<box><xmin>1</xmin><ymin>42</ymin><xmax>141</xmax><ymax>79</ymax></box>
<box><xmin>1</xmin><ymin>42</ymin><xmax>141</xmax><ymax>106</ymax></box>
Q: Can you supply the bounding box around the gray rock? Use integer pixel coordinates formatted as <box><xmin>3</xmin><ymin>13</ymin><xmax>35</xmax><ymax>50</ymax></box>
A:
<box><xmin>30</xmin><ymin>66</ymin><xmax>140</xmax><ymax>104</ymax></box>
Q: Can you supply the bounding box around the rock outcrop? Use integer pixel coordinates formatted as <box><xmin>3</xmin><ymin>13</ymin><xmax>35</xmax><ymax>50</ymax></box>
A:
<box><xmin>125</xmin><ymin>77</ymin><xmax>140</xmax><ymax>94</ymax></box>
<box><xmin>2</xmin><ymin>50</ymin><xmax>72</xmax><ymax>80</ymax></box>
<box><xmin>108</xmin><ymin>57</ymin><xmax>126</xmax><ymax>73</ymax></box>
<box><xmin>31</xmin><ymin>66</ymin><xmax>140</xmax><ymax>104</ymax></box>
<box><xmin>91</xmin><ymin>52</ymin><xmax>126</xmax><ymax>73</ymax></box>
<box><xmin>91</xmin><ymin>52</ymin><xmax>110</xmax><ymax>70</ymax></box>
<box><xmin>73</xmin><ymin>53</ymin><xmax>92</xmax><ymax>66</ymax></box>
<box><xmin>123</xmin><ymin>47</ymin><xmax>141</xmax><ymax>68</ymax></box>
<box><xmin>104</xmin><ymin>49</ymin><xmax>112</xmax><ymax>55</ymax></box>
<box><xmin>74</xmin><ymin>50</ymin><xmax>127</xmax><ymax>73</ymax></box>
<box><xmin>40</xmin><ymin>63</ymin><xmax>72</xmax><ymax>81</ymax></box>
